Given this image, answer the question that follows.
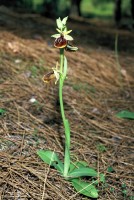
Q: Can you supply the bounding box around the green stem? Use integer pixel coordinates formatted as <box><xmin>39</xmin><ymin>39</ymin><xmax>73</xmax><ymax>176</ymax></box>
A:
<box><xmin>59</xmin><ymin>48</ymin><xmax>65</xmax><ymax>121</ymax></box>
<box><xmin>59</xmin><ymin>48</ymin><xmax>70</xmax><ymax>178</ymax></box>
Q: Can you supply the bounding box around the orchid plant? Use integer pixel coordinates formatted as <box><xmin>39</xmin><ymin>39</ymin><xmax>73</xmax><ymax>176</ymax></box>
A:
<box><xmin>37</xmin><ymin>16</ymin><xmax>105</xmax><ymax>198</ymax></box>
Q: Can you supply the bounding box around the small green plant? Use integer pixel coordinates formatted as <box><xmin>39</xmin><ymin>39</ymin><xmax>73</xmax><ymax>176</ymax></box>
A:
<box><xmin>107</xmin><ymin>166</ymin><xmax>115</xmax><ymax>173</ymax></box>
<box><xmin>37</xmin><ymin>16</ymin><xmax>104</xmax><ymax>198</ymax></box>
<box><xmin>97</xmin><ymin>143</ymin><xmax>107</xmax><ymax>153</ymax></box>
<box><xmin>0</xmin><ymin>108</ymin><xmax>6</xmax><ymax>116</ymax></box>
<box><xmin>116</xmin><ymin>110</ymin><xmax>134</xmax><ymax>119</ymax></box>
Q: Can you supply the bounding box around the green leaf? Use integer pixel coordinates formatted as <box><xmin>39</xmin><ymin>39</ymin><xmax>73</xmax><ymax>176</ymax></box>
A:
<box><xmin>0</xmin><ymin>108</ymin><xmax>6</xmax><ymax>116</ymax></box>
<box><xmin>69</xmin><ymin>161</ymin><xmax>88</xmax><ymax>173</ymax></box>
<box><xmin>64</xmin><ymin>35</ymin><xmax>73</xmax><ymax>41</ymax></box>
<box><xmin>64</xmin><ymin>145</ymin><xmax>70</xmax><ymax>178</ymax></box>
<box><xmin>56</xmin><ymin>17</ymin><xmax>63</xmax><ymax>29</ymax></box>
<box><xmin>62</xmin><ymin>16</ymin><xmax>68</xmax><ymax>25</ymax></box>
<box><xmin>71</xmin><ymin>178</ymin><xmax>98</xmax><ymax>198</ymax></box>
<box><xmin>51</xmin><ymin>34</ymin><xmax>60</xmax><ymax>38</ymax></box>
<box><xmin>116</xmin><ymin>110</ymin><xmax>134</xmax><ymax>119</ymax></box>
<box><xmin>37</xmin><ymin>150</ymin><xmax>64</xmax><ymax>174</ymax></box>
<box><xmin>68</xmin><ymin>167</ymin><xmax>97</xmax><ymax>179</ymax></box>
<box><xmin>56</xmin><ymin>28</ymin><xmax>61</xmax><ymax>33</ymax></box>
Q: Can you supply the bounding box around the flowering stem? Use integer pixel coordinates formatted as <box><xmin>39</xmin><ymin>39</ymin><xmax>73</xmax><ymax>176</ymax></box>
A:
<box><xmin>59</xmin><ymin>48</ymin><xmax>65</xmax><ymax>121</ymax></box>
<box><xmin>59</xmin><ymin>48</ymin><xmax>70</xmax><ymax>177</ymax></box>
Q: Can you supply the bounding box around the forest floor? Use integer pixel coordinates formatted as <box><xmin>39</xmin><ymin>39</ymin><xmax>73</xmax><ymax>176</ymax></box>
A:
<box><xmin>0</xmin><ymin>6</ymin><xmax>134</xmax><ymax>200</ymax></box>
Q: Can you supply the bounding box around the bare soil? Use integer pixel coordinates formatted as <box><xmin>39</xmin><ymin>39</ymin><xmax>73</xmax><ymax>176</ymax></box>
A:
<box><xmin>0</xmin><ymin>6</ymin><xmax>134</xmax><ymax>200</ymax></box>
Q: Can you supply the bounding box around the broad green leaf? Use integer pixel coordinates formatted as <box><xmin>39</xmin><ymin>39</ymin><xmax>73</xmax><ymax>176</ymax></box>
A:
<box><xmin>51</xmin><ymin>34</ymin><xmax>60</xmax><ymax>38</ymax></box>
<box><xmin>68</xmin><ymin>167</ymin><xmax>97</xmax><ymax>179</ymax></box>
<box><xmin>62</xmin><ymin>16</ymin><xmax>68</xmax><ymax>25</ymax></box>
<box><xmin>116</xmin><ymin>110</ymin><xmax>134</xmax><ymax>119</ymax></box>
<box><xmin>37</xmin><ymin>150</ymin><xmax>64</xmax><ymax>174</ymax></box>
<box><xmin>69</xmin><ymin>161</ymin><xmax>88</xmax><ymax>173</ymax></box>
<box><xmin>37</xmin><ymin>150</ymin><xmax>58</xmax><ymax>164</ymax></box>
<box><xmin>0</xmin><ymin>108</ymin><xmax>6</xmax><ymax>115</ymax></box>
<box><xmin>56</xmin><ymin>17</ymin><xmax>63</xmax><ymax>29</ymax></box>
<box><xmin>64</xmin><ymin>35</ymin><xmax>73</xmax><ymax>41</ymax></box>
<box><xmin>71</xmin><ymin>178</ymin><xmax>98</xmax><ymax>198</ymax></box>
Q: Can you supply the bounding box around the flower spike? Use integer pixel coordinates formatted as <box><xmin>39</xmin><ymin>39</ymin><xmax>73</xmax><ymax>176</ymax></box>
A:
<box><xmin>52</xmin><ymin>16</ymin><xmax>75</xmax><ymax>49</ymax></box>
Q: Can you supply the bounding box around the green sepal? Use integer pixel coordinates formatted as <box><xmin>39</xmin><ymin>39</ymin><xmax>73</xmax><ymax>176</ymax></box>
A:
<box><xmin>51</xmin><ymin>34</ymin><xmax>60</xmax><ymax>38</ymax></box>
<box><xmin>37</xmin><ymin>150</ymin><xmax>64</xmax><ymax>174</ymax></box>
<box><xmin>56</xmin><ymin>28</ymin><xmax>62</xmax><ymax>33</ymax></box>
<box><xmin>71</xmin><ymin>178</ymin><xmax>98</xmax><ymax>198</ymax></box>
<box><xmin>64</xmin><ymin>35</ymin><xmax>73</xmax><ymax>41</ymax></box>
<box><xmin>56</xmin><ymin>17</ymin><xmax>63</xmax><ymax>29</ymax></box>
<box><xmin>65</xmin><ymin>44</ymin><xmax>78</xmax><ymax>52</ymax></box>
<box><xmin>62</xmin><ymin>16</ymin><xmax>68</xmax><ymax>25</ymax></box>
<box><xmin>116</xmin><ymin>110</ymin><xmax>134</xmax><ymax>119</ymax></box>
<box><xmin>66</xmin><ymin>30</ymin><xmax>72</xmax><ymax>34</ymax></box>
<box><xmin>68</xmin><ymin>167</ymin><xmax>97</xmax><ymax>179</ymax></box>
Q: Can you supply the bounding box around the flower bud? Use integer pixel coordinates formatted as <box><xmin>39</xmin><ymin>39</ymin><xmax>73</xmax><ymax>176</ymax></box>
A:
<box><xmin>54</xmin><ymin>36</ymin><xmax>67</xmax><ymax>48</ymax></box>
<box><xmin>65</xmin><ymin>43</ymin><xmax>78</xmax><ymax>52</ymax></box>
